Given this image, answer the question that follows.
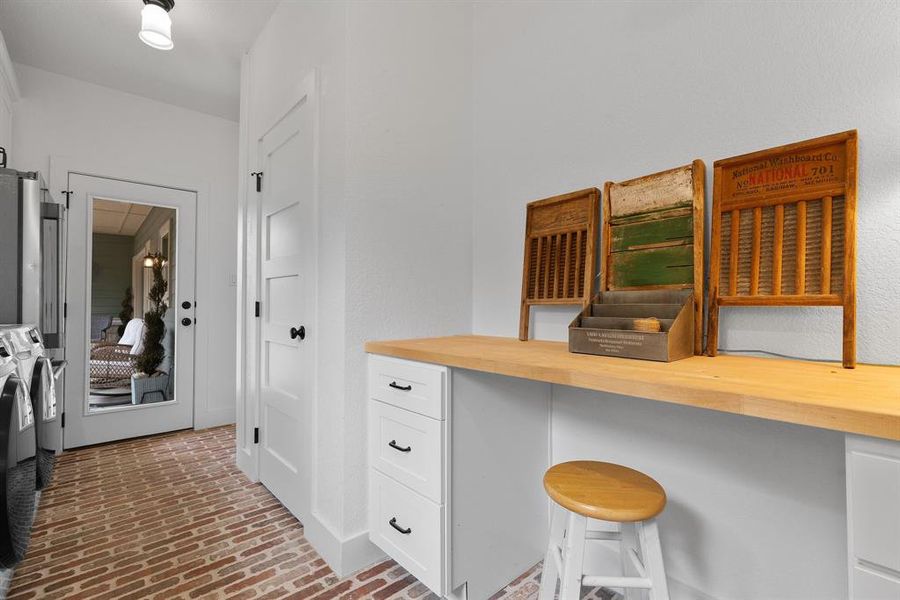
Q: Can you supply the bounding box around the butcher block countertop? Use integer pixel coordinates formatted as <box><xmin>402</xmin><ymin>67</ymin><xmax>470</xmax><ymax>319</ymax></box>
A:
<box><xmin>365</xmin><ymin>335</ymin><xmax>900</xmax><ymax>441</ymax></box>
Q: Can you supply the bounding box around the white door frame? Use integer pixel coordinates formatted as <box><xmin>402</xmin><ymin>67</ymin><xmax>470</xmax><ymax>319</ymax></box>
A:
<box><xmin>64</xmin><ymin>175</ymin><xmax>197</xmax><ymax>447</ymax></box>
<box><xmin>50</xmin><ymin>156</ymin><xmax>213</xmax><ymax>435</ymax></box>
<box><xmin>237</xmin><ymin>70</ymin><xmax>319</xmax><ymax>495</ymax></box>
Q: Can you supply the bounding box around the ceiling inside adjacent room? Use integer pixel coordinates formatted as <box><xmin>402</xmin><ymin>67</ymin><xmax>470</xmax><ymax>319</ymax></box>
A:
<box><xmin>0</xmin><ymin>0</ymin><xmax>278</xmax><ymax>121</ymax></box>
<box><xmin>92</xmin><ymin>199</ymin><xmax>152</xmax><ymax>236</ymax></box>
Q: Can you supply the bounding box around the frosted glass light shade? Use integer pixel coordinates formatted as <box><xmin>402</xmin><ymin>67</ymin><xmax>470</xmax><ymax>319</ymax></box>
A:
<box><xmin>139</xmin><ymin>4</ymin><xmax>173</xmax><ymax>50</ymax></box>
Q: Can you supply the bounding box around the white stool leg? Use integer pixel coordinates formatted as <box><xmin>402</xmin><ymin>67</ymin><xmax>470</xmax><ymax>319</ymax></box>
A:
<box><xmin>559</xmin><ymin>512</ymin><xmax>587</xmax><ymax>600</ymax></box>
<box><xmin>637</xmin><ymin>518</ymin><xmax>669</xmax><ymax>600</ymax></box>
<box><xmin>539</xmin><ymin>503</ymin><xmax>567</xmax><ymax>600</ymax></box>
<box><xmin>619</xmin><ymin>522</ymin><xmax>641</xmax><ymax>600</ymax></box>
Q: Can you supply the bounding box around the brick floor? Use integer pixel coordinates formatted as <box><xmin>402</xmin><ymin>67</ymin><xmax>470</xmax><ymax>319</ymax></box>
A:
<box><xmin>7</xmin><ymin>425</ymin><xmax>614</xmax><ymax>600</ymax></box>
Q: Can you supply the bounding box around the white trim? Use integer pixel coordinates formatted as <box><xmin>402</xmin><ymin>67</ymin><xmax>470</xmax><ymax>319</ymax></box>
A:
<box><xmin>49</xmin><ymin>154</ymin><xmax>226</xmax><ymax>430</ymax></box>
<box><xmin>0</xmin><ymin>32</ymin><xmax>20</xmax><ymax>103</ymax></box>
<box><xmin>235</xmin><ymin>52</ymin><xmax>257</xmax><ymax>480</ymax></box>
<box><xmin>305</xmin><ymin>515</ymin><xmax>385</xmax><ymax>578</ymax></box>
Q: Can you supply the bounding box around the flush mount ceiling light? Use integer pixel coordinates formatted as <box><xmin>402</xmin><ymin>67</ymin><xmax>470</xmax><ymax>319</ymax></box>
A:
<box><xmin>139</xmin><ymin>0</ymin><xmax>175</xmax><ymax>51</ymax></box>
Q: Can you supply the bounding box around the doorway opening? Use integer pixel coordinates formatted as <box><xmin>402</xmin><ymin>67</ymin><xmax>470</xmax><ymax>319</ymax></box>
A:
<box><xmin>88</xmin><ymin>198</ymin><xmax>177</xmax><ymax>412</ymax></box>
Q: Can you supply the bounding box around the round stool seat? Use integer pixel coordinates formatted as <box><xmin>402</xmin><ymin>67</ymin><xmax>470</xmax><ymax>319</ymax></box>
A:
<box><xmin>543</xmin><ymin>461</ymin><xmax>666</xmax><ymax>522</ymax></box>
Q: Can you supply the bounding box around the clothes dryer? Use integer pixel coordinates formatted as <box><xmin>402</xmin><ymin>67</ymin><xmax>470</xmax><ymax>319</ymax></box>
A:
<box><xmin>0</xmin><ymin>334</ymin><xmax>35</xmax><ymax>567</ymax></box>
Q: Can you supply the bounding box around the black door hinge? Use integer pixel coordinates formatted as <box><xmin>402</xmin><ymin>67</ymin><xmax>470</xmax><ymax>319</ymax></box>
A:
<box><xmin>63</xmin><ymin>302</ymin><xmax>67</xmax><ymax>319</ymax></box>
<box><xmin>255</xmin><ymin>301</ymin><xmax>260</xmax><ymax>318</ymax></box>
<box><xmin>61</xmin><ymin>412</ymin><xmax>65</xmax><ymax>428</ymax></box>
<box><xmin>253</xmin><ymin>427</ymin><xmax>259</xmax><ymax>444</ymax></box>
<box><xmin>61</xmin><ymin>190</ymin><xmax>73</xmax><ymax>208</ymax></box>
<box><xmin>250</xmin><ymin>172</ymin><xmax>263</xmax><ymax>192</ymax></box>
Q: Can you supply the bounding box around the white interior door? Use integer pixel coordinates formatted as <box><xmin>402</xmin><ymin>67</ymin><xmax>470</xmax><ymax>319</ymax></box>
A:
<box><xmin>257</xmin><ymin>77</ymin><xmax>316</xmax><ymax>522</ymax></box>
<box><xmin>64</xmin><ymin>174</ymin><xmax>197</xmax><ymax>448</ymax></box>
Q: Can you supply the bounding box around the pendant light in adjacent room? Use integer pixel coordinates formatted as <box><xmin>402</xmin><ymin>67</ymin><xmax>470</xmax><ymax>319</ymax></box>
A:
<box><xmin>139</xmin><ymin>0</ymin><xmax>175</xmax><ymax>51</ymax></box>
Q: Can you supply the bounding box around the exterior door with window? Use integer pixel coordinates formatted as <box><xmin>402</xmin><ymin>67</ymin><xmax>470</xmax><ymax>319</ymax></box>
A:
<box><xmin>64</xmin><ymin>174</ymin><xmax>197</xmax><ymax>448</ymax></box>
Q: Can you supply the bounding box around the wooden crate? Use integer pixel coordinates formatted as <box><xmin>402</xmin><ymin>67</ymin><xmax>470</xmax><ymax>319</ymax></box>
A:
<box><xmin>706</xmin><ymin>131</ymin><xmax>857</xmax><ymax>368</ymax></box>
<box><xmin>569</xmin><ymin>290</ymin><xmax>694</xmax><ymax>362</ymax></box>
<box><xmin>519</xmin><ymin>188</ymin><xmax>600</xmax><ymax>340</ymax></box>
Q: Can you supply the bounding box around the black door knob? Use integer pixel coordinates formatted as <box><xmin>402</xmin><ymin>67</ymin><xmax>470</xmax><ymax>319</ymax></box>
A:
<box><xmin>290</xmin><ymin>326</ymin><xmax>306</xmax><ymax>340</ymax></box>
<box><xmin>182</xmin><ymin>318</ymin><xmax>192</xmax><ymax>326</ymax></box>
<box><xmin>182</xmin><ymin>301</ymin><xmax>192</xmax><ymax>309</ymax></box>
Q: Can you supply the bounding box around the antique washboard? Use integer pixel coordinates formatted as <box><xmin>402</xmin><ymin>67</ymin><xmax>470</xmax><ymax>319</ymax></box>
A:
<box><xmin>706</xmin><ymin>130</ymin><xmax>858</xmax><ymax>368</ymax></box>
<box><xmin>519</xmin><ymin>188</ymin><xmax>599</xmax><ymax>340</ymax></box>
<box><xmin>600</xmin><ymin>161</ymin><xmax>705</xmax><ymax>354</ymax></box>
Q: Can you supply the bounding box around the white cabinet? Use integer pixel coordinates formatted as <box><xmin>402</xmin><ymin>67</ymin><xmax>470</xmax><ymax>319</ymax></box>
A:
<box><xmin>367</xmin><ymin>355</ymin><xmax>551</xmax><ymax>600</ymax></box>
<box><xmin>847</xmin><ymin>435</ymin><xmax>900</xmax><ymax>599</ymax></box>
<box><xmin>368</xmin><ymin>356</ymin><xmax>449</xmax><ymax>596</ymax></box>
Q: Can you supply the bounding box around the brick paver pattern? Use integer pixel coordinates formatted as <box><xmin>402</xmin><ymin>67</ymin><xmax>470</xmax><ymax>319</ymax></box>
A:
<box><xmin>7</xmin><ymin>425</ymin><xmax>616</xmax><ymax>600</ymax></box>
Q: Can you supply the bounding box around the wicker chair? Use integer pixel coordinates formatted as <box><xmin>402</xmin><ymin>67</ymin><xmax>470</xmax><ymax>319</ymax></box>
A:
<box><xmin>90</xmin><ymin>319</ymin><xmax>145</xmax><ymax>389</ymax></box>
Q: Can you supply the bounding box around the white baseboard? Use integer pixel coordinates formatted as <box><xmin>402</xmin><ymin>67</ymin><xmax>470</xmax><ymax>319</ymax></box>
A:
<box><xmin>305</xmin><ymin>515</ymin><xmax>385</xmax><ymax>577</ymax></box>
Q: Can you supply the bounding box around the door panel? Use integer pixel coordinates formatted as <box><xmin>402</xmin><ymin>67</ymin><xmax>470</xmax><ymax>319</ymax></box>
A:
<box><xmin>64</xmin><ymin>175</ymin><xmax>196</xmax><ymax>448</ymax></box>
<box><xmin>257</xmin><ymin>77</ymin><xmax>316</xmax><ymax>523</ymax></box>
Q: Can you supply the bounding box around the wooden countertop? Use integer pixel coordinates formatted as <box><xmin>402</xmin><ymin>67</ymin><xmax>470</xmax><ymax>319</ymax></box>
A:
<box><xmin>365</xmin><ymin>335</ymin><xmax>900</xmax><ymax>441</ymax></box>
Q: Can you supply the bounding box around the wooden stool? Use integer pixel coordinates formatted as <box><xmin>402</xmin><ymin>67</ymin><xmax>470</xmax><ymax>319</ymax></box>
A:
<box><xmin>538</xmin><ymin>461</ymin><xmax>669</xmax><ymax>600</ymax></box>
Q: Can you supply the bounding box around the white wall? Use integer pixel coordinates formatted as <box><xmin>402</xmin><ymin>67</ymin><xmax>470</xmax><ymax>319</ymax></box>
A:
<box><xmin>0</xmin><ymin>31</ymin><xmax>18</xmax><ymax>158</ymax></box>
<box><xmin>239</xmin><ymin>0</ymin><xmax>472</xmax><ymax>575</ymax></box>
<box><xmin>470</xmin><ymin>2</ymin><xmax>899</xmax><ymax>599</ymax></box>
<box><xmin>343</xmin><ymin>0</ymin><xmax>473</xmax><ymax>537</ymax></box>
<box><xmin>472</xmin><ymin>0</ymin><xmax>900</xmax><ymax>366</ymax></box>
<box><xmin>13</xmin><ymin>64</ymin><xmax>239</xmax><ymax>429</ymax></box>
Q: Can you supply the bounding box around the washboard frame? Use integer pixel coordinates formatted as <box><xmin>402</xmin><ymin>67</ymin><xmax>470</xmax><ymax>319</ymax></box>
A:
<box><xmin>519</xmin><ymin>188</ymin><xmax>600</xmax><ymax>341</ymax></box>
<box><xmin>706</xmin><ymin>130</ymin><xmax>858</xmax><ymax>368</ymax></box>
<box><xmin>600</xmin><ymin>160</ymin><xmax>706</xmax><ymax>355</ymax></box>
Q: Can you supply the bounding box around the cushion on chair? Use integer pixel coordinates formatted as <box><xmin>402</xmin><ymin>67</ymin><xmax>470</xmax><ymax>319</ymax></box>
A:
<box><xmin>118</xmin><ymin>319</ymin><xmax>146</xmax><ymax>355</ymax></box>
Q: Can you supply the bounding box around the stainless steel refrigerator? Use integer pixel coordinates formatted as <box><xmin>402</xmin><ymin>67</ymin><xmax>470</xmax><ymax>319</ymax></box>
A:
<box><xmin>0</xmin><ymin>167</ymin><xmax>65</xmax><ymax>452</ymax></box>
<box><xmin>0</xmin><ymin>168</ymin><xmax>65</xmax><ymax>345</ymax></box>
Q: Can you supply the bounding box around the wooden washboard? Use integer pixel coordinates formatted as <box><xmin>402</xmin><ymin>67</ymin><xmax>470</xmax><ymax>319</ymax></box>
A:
<box><xmin>600</xmin><ymin>160</ymin><xmax>706</xmax><ymax>355</ymax></box>
<box><xmin>519</xmin><ymin>188</ymin><xmax>599</xmax><ymax>340</ymax></box>
<box><xmin>706</xmin><ymin>130</ymin><xmax>858</xmax><ymax>368</ymax></box>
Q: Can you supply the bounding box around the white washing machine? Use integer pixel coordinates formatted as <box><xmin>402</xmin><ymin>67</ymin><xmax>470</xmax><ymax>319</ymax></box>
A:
<box><xmin>0</xmin><ymin>327</ymin><xmax>56</xmax><ymax>488</ymax></box>
<box><xmin>0</xmin><ymin>328</ymin><xmax>37</xmax><ymax>467</ymax></box>
<box><xmin>0</xmin><ymin>333</ymin><xmax>35</xmax><ymax>567</ymax></box>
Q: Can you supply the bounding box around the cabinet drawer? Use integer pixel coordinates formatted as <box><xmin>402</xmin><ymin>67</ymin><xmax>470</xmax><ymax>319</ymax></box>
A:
<box><xmin>369</xmin><ymin>400</ymin><xmax>443</xmax><ymax>502</ymax></box>
<box><xmin>852</xmin><ymin>565</ymin><xmax>900</xmax><ymax>599</ymax></box>
<box><xmin>369</xmin><ymin>470</ymin><xmax>444</xmax><ymax>595</ymax></box>
<box><xmin>368</xmin><ymin>356</ymin><xmax>446</xmax><ymax>420</ymax></box>
<box><xmin>849</xmin><ymin>450</ymin><xmax>900</xmax><ymax>571</ymax></box>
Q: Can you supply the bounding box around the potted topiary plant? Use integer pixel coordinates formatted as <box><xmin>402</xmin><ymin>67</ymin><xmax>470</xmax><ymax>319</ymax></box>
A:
<box><xmin>132</xmin><ymin>256</ymin><xmax>170</xmax><ymax>404</ymax></box>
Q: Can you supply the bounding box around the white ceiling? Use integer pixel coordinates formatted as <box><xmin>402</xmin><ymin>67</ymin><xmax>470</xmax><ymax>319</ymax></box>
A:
<box><xmin>93</xmin><ymin>199</ymin><xmax>152</xmax><ymax>235</ymax></box>
<box><xmin>0</xmin><ymin>0</ymin><xmax>278</xmax><ymax>120</ymax></box>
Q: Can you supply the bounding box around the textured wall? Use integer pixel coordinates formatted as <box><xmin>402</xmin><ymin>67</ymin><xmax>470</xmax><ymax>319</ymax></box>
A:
<box><xmin>472</xmin><ymin>1</ymin><xmax>900</xmax><ymax>366</ymax></box>
<box><xmin>344</xmin><ymin>0</ymin><xmax>473</xmax><ymax>537</ymax></box>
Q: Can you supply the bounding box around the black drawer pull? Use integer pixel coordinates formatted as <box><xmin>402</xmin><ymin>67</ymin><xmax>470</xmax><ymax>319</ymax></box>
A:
<box><xmin>389</xmin><ymin>517</ymin><xmax>412</xmax><ymax>535</ymax></box>
<box><xmin>389</xmin><ymin>382</ymin><xmax>412</xmax><ymax>391</ymax></box>
<box><xmin>388</xmin><ymin>440</ymin><xmax>411</xmax><ymax>453</ymax></box>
